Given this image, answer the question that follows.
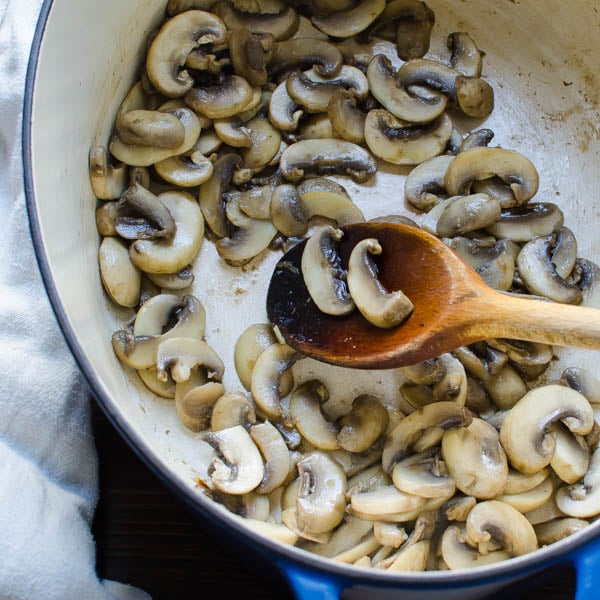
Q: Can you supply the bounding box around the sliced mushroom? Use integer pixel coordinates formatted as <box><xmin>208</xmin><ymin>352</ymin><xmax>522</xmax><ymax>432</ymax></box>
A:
<box><xmin>280</xmin><ymin>138</ymin><xmax>377</xmax><ymax>183</ymax></box>
<box><xmin>517</xmin><ymin>234</ymin><xmax>583</xmax><ymax>304</ymax></box>
<box><xmin>138</xmin><ymin>366</ymin><xmax>177</xmax><ymax>399</ymax></box>
<box><xmin>504</xmin><ymin>468</ymin><xmax>550</xmax><ymax>496</ymax></box>
<box><xmin>269</xmin><ymin>184</ymin><xmax>308</xmax><ymax>237</ymax></box>
<box><xmin>213</xmin><ymin>0</ymin><xmax>299</xmax><ymax>41</ymax></box>
<box><xmin>297</xmin><ymin>178</ymin><xmax>365</xmax><ymax>225</ymax></box>
<box><xmin>445</xmin><ymin>147</ymin><xmax>539</xmax><ymax>205</ymax></box>
<box><xmin>465</xmin><ymin>500</ymin><xmax>538</xmax><ymax>556</ymax></box>
<box><xmin>337</xmin><ymin>395</ymin><xmax>389</xmax><ymax>453</ymax></box>
<box><xmin>379</xmin><ymin>540</ymin><xmax>430</xmax><ymax>572</ymax></box>
<box><xmin>382</xmin><ymin>401</ymin><xmax>473</xmax><ymax>473</ymax></box>
<box><xmin>366</xmin><ymin>55</ymin><xmax>447</xmax><ymax>124</ymax></box>
<box><xmin>404</xmin><ymin>155</ymin><xmax>453</xmax><ymax>211</ymax></box>
<box><xmin>99</xmin><ymin>237</ymin><xmax>142</xmax><ymax>308</ymax></box>
<box><xmin>373</xmin><ymin>521</ymin><xmax>408</xmax><ymax>549</ymax></box>
<box><xmin>495</xmin><ymin>476</ymin><xmax>554</xmax><ymax>513</ymax></box>
<box><xmin>268</xmin><ymin>38</ymin><xmax>343</xmax><ymax>78</ymax></box>
<box><xmin>499</xmin><ymin>384</ymin><xmax>595</xmax><ymax>474</ymax></box>
<box><xmin>250</xmin><ymin>420</ymin><xmax>291</xmax><ymax>494</ymax></box>
<box><xmin>286</xmin><ymin>66</ymin><xmax>369</xmax><ymax>114</ymax></box>
<box><xmin>228</xmin><ymin>27</ymin><xmax>269</xmax><ymax>86</ymax></box>
<box><xmin>556</xmin><ymin>446</ymin><xmax>600</xmax><ymax>518</ymax></box>
<box><xmin>443</xmin><ymin>495</ymin><xmax>477</xmax><ymax>522</ymax></box>
<box><xmin>459</xmin><ymin>128</ymin><xmax>494</xmax><ymax>153</ymax></box>
<box><xmin>561</xmin><ymin>367</ymin><xmax>600</xmax><ymax>404</ymax></box>
<box><xmin>347</xmin><ymin>238</ymin><xmax>415</xmax><ymax>328</ymax></box>
<box><xmin>301</xmin><ymin>225</ymin><xmax>355</xmax><ymax>316</ymax></box>
<box><xmin>146</xmin><ymin>10</ymin><xmax>228</xmax><ymax>98</ymax></box>
<box><xmin>146</xmin><ymin>267</ymin><xmax>194</xmax><ymax>291</ymax></box>
<box><xmin>166</xmin><ymin>0</ymin><xmax>219</xmax><ymax>15</ymax></box>
<box><xmin>534</xmin><ymin>518</ymin><xmax>589</xmax><ymax>546</ymax></box>
<box><xmin>251</xmin><ymin>343</ymin><xmax>299</xmax><ymax>423</ymax></box>
<box><xmin>198</xmin><ymin>153</ymin><xmax>242</xmax><ymax>238</ymax></box>
<box><xmin>110</xmin><ymin>107</ymin><xmax>202</xmax><ymax>167</ymax></box>
<box><xmin>440</xmin><ymin>526</ymin><xmax>511</xmax><ymax>570</ymax></box>
<box><xmin>176</xmin><ymin>381</ymin><xmax>225</xmax><ymax>432</ymax></box>
<box><xmin>447</xmin><ymin>32</ymin><xmax>483</xmax><ymax>78</ymax></box>
<box><xmin>296</xmin><ymin>451</ymin><xmax>347</xmax><ymax>534</ymax></box>
<box><xmin>364</xmin><ymin>110</ymin><xmax>453</xmax><ymax>166</ymax></box>
<box><xmin>210</xmin><ymin>391</ymin><xmax>257</xmax><ymax>431</ymax></box>
<box><xmin>268</xmin><ymin>79</ymin><xmax>304</xmax><ymax>132</ymax></box>
<box><xmin>290</xmin><ymin>380</ymin><xmax>339</xmax><ymax>451</ymax></box>
<box><xmin>154</xmin><ymin>150</ymin><xmax>214</xmax><ymax>187</ymax></box>
<box><xmin>550</xmin><ymin>421</ymin><xmax>590</xmax><ymax>484</ymax></box>
<box><xmin>240</xmin><ymin>117</ymin><xmax>282</xmax><ymax>169</ymax></box>
<box><xmin>206</xmin><ymin>425</ymin><xmax>264</xmax><ymax>495</ymax></box>
<box><xmin>486</xmin><ymin>203</ymin><xmax>564</xmax><ymax>242</ymax></box>
<box><xmin>238</xmin><ymin>517</ymin><xmax>298</xmax><ymax>545</ymax></box>
<box><xmin>327</xmin><ymin>90</ymin><xmax>366</xmax><ymax>145</ymax></box>
<box><xmin>89</xmin><ymin>146</ymin><xmax>128</xmax><ymax>200</ymax></box>
<box><xmin>185</xmin><ymin>74</ymin><xmax>254</xmax><ymax>119</ymax></box>
<box><xmin>391</xmin><ymin>448</ymin><xmax>455</xmax><ymax>499</ymax></box>
<box><xmin>311</xmin><ymin>0</ymin><xmax>385</xmax><ymax>38</ymax></box>
<box><xmin>116</xmin><ymin>109</ymin><xmax>185</xmax><ymax>149</ymax></box>
<box><xmin>350</xmin><ymin>484</ymin><xmax>426</xmax><ymax>520</ymax></box>
<box><xmin>442</xmin><ymin>418</ymin><xmax>508</xmax><ymax>499</ymax></box>
<box><xmin>216</xmin><ymin>193</ymin><xmax>277</xmax><ymax>266</ymax></box>
<box><xmin>155</xmin><ymin>336</ymin><xmax>224</xmax><ymax>383</ymax></box>
<box><xmin>129</xmin><ymin>190</ymin><xmax>204</xmax><ymax>274</ymax></box>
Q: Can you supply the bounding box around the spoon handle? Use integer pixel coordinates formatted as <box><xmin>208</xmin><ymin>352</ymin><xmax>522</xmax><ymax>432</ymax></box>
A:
<box><xmin>477</xmin><ymin>291</ymin><xmax>600</xmax><ymax>350</ymax></box>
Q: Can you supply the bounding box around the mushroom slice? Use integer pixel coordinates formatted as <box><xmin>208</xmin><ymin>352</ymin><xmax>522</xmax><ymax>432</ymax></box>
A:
<box><xmin>404</xmin><ymin>155</ymin><xmax>454</xmax><ymax>212</ymax></box>
<box><xmin>198</xmin><ymin>153</ymin><xmax>242</xmax><ymax>238</ymax></box>
<box><xmin>556</xmin><ymin>446</ymin><xmax>600</xmax><ymax>518</ymax></box>
<box><xmin>534</xmin><ymin>518</ymin><xmax>589</xmax><ymax>546</ymax></box>
<box><xmin>239</xmin><ymin>517</ymin><xmax>298</xmax><ymax>545</ymax></box>
<box><xmin>307</xmin><ymin>516</ymin><xmax>374</xmax><ymax>558</ymax></box>
<box><xmin>503</xmin><ymin>468</ymin><xmax>550</xmax><ymax>496</ymax></box>
<box><xmin>486</xmin><ymin>203</ymin><xmax>564</xmax><ymax>242</ymax></box>
<box><xmin>280</xmin><ymin>138</ymin><xmax>377</xmax><ymax>183</ymax></box>
<box><xmin>373</xmin><ymin>521</ymin><xmax>408</xmax><ymax>548</ymax></box>
<box><xmin>89</xmin><ymin>146</ymin><xmax>128</xmax><ymax>200</ymax></box>
<box><xmin>350</xmin><ymin>484</ymin><xmax>426</xmax><ymax>520</ymax></box>
<box><xmin>297</xmin><ymin>178</ymin><xmax>365</xmax><ymax>226</ymax></box>
<box><xmin>99</xmin><ymin>237</ymin><xmax>141</xmax><ymax>308</ymax></box>
<box><xmin>138</xmin><ymin>367</ymin><xmax>177</xmax><ymax>399</ymax></box>
<box><xmin>116</xmin><ymin>109</ymin><xmax>185</xmax><ymax>149</ymax></box>
<box><xmin>146</xmin><ymin>267</ymin><xmax>194</xmax><ymax>291</ymax></box>
<box><xmin>443</xmin><ymin>495</ymin><xmax>477</xmax><ymax>522</ymax></box>
<box><xmin>551</xmin><ymin>226</ymin><xmax>578</xmax><ymax>280</ymax></box>
<box><xmin>495</xmin><ymin>476</ymin><xmax>554</xmax><ymax>514</ymax></box>
<box><xmin>337</xmin><ymin>395</ymin><xmax>389</xmax><ymax>453</ymax></box>
<box><xmin>347</xmin><ymin>238</ymin><xmax>414</xmax><ymax>328</ymax></box>
<box><xmin>440</xmin><ymin>526</ymin><xmax>511</xmax><ymax>570</ymax></box>
<box><xmin>447</xmin><ymin>32</ymin><xmax>483</xmax><ymax>78</ymax></box>
<box><xmin>329</xmin><ymin>444</ymin><xmax>384</xmax><ymax>478</ymax></box>
<box><xmin>110</xmin><ymin>108</ymin><xmax>201</xmax><ymax>167</ymax></box>
<box><xmin>549</xmin><ymin>422</ymin><xmax>590</xmax><ymax>484</ymax></box>
<box><xmin>228</xmin><ymin>27</ymin><xmax>269</xmax><ymax>86</ymax></box>
<box><xmin>176</xmin><ymin>381</ymin><xmax>225</xmax><ymax>432</ymax></box>
<box><xmin>213</xmin><ymin>0</ymin><xmax>299</xmax><ymax>41</ymax></box>
<box><xmin>442</xmin><ymin>417</ymin><xmax>508</xmax><ymax>499</ymax></box>
<box><xmin>146</xmin><ymin>10</ymin><xmax>227</xmax><ymax>98</ymax></box>
<box><xmin>382</xmin><ymin>402</ymin><xmax>472</xmax><ymax>473</ymax></box>
<box><xmin>311</xmin><ymin>0</ymin><xmax>385</xmax><ymax>38</ymax></box>
<box><xmin>286</xmin><ymin>66</ymin><xmax>369</xmax><ymax>114</ymax></box>
<box><xmin>270</xmin><ymin>184</ymin><xmax>308</xmax><ymax>237</ymax></box>
<box><xmin>445</xmin><ymin>147</ymin><xmax>539</xmax><ymax>205</ymax></box>
<box><xmin>185</xmin><ymin>74</ymin><xmax>254</xmax><ymax>119</ymax></box>
<box><xmin>234</xmin><ymin>323</ymin><xmax>294</xmax><ymax>394</ymax></box>
<box><xmin>366</xmin><ymin>55</ymin><xmax>447</xmax><ymax>124</ymax></box>
<box><xmin>235</xmin><ymin>186</ymin><xmax>273</xmax><ymax>220</ymax></box>
<box><xmin>517</xmin><ymin>235</ymin><xmax>583</xmax><ymax>304</ymax></box>
<box><xmin>216</xmin><ymin>193</ymin><xmax>277</xmax><ymax>266</ymax></box>
<box><xmin>459</xmin><ymin>128</ymin><xmax>494</xmax><ymax>153</ymax></box>
<box><xmin>268</xmin><ymin>38</ymin><xmax>343</xmax><ymax>78</ymax></box>
<box><xmin>499</xmin><ymin>384</ymin><xmax>595</xmax><ymax>474</ymax></box>
<box><xmin>251</xmin><ymin>343</ymin><xmax>299</xmax><ymax>423</ymax></box>
<box><xmin>327</xmin><ymin>90</ymin><xmax>366</xmax><ymax>145</ymax></box>
<box><xmin>129</xmin><ymin>191</ymin><xmax>204</xmax><ymax>274</ymax></box>
<box><xmin>296</xmin><ymin>451</ymin><xmax>347</xmax><ymax>534</ymax></box>
<box><xmin>240</xmin><ymin>117</ymin><xmax>282</xmax><ymax>170</ymax></box>
<box><xmin>250</xmin><ymin>421</ymin><xmax>291</xmax><ymax>494</ymax></box>
<box><xmin>364</xmin><ymin>110</ymin><xmax>453</xmax><ymax>166</ymax></box>
<box><xmin>401</xmin><ymin>358</ymin><xmax>446</xmax><ymax>386</ymax></box>
<box><xmin>433</xmin><ymin>194</ymin><xmax>501</xmax><ymax>238</ymax></box>
<box><xmin>290</xmin><ymin>380</ymin><xmax>339</xmax><ymax>451</ymax></box>
<box><xmin>301</xmin><ymin>225</ymin><xmax>355</xmax><ymax>316</ymax></box>
<box><xmin>156</xmin><ymin>337</ymin><xmax>225</xmax><ymax>383</ymax></box>
<box><xmin>444</xmin><ymin>238</ymin><xmax>518</xmax><ymax>292</ymax></box>
<box><xmin>268</xmin><ymin>79</ymin><xmax>304</xmax><ymax>132</ymax></box>
<box><xmin>466</xmin><ymin>500</ymin><xmax>538</xmax><ymax>556</ymax></box>
<box><xmin>154</xmin><ymin>150</ymin><xmax>214</xmax><ymax>187</ymax></box>
<box><xmin>166</xmin><ymin>0</ymin><xmax>219</xmax><ymax>15</ymax></box>
<box><xmin>391</xmin><ymin>449</ymin><xmax>455</xmax><ymax>499</ymax></box>
<box><xmin>378</xmin><ymin>540</ymin><xmax>430</xmax><ymax>572</ymax></box>
<box><xmin>561</xmin><ymin>367</ymin><xmax>600</xmax><ymax>404</ymax></box>
<box><xmin>206</xmin><ymin>425</ymin><xmax>265</xmax><ymax>495</ymax></box>
<box><xmin>213</xmin><ymin>117</ymin><xmax>253</xmax><ymax>148</ymax></box>
<box><xmin>211</xmin><ymin>391</ymin><xmax>257</xmax><ymax>431</ymax></box>
<box><xmin>194</xmin><ymin>128</ymin><xmax>222</xmax><ymax>156</ymax></box>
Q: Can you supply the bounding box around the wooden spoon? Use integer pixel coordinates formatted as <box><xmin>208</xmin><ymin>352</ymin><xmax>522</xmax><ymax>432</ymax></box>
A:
<box><xmin>266</xmin><ymin>222</ymin><xmax>600</xmax><ymax>369</ymax></box>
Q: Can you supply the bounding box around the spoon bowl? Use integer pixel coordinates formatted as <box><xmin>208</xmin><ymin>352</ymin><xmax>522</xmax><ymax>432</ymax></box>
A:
<box><xmin>267</xmin><ymin>223</ymin><xmax>600</xmax><ymax>369</ymax></box>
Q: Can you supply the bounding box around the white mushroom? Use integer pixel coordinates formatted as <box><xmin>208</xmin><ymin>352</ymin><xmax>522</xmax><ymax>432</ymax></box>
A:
<box><xmin>391</xmin><ymin>449</ymin><xmax>455</xmax><ymax>499</ymax></box>
<box><xmin>440</xmin><ymin>526</ymin><xmax>511</xmax><ymax>570</ymax></box>
<box><xmin>347</xmin><ymin>237</ymin><xmax>415</xmax><ymax>329</ymax></box>
<box><xmin>210</xmin><ymin>391</ymin><xmax>257</xmax><ymax>431</ymax></box>
<box><xmin>89</xmin><ymin>146</ymin><xmax>128</xmax><ymax>200</ymax></box>
<box><xmin>337</xmin><ymin>395</ymin><xmax>389</xmax><ymax>453</ymax></box>
<box><xmin>250</xmin><ymin>420</ymin><xmax>291</xmax><ymax>494</ymax></box>
<box><xmin>176</xmin><ymin>381</ymin><xmax>225</xmax><ymax>432</ymax></box>
<box><xmin>155</xmin><ymin>337</ymin><xmax>225</xmax><ymax>383</ymax></box>
<box><xmin>556</xmin><ymin>446</ymin><xmax>600</xmax><ymax>518</ymax></box>
<box><xmin>206</xmin><ymin>425</ymin><xmax>265</xmax><ymax>495</ymax></box>
<box><xmin>98</xmin><ymin>237</ymin><xmax>141</xmax><ymax>308</ymax></box>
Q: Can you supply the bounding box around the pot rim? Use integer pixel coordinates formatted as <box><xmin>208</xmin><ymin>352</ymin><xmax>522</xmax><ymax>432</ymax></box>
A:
<box><xmin>22</xmin><ymin>0</ymin><xmax>600</xmax><ymax>590</ymax></box>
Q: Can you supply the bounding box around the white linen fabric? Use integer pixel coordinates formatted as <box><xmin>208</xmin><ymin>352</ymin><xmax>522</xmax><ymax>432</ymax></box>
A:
<box><xmin>0</xmin><ymin>1</ymin><xmax>150</xmax><ymax>598</ymax></box>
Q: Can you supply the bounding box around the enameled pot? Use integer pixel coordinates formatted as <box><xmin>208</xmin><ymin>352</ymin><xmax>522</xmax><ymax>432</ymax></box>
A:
<box><xmin>23</xmin><ymin>1</ymin><xmax>600</xmax><ymax>598</ymax></box>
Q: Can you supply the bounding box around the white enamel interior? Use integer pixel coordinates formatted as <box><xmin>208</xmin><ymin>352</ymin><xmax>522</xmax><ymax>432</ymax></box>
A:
<box><xmin>27</xmin><ymin>0</ymin><xmax>600</xmax><ymax>586</ymax></box>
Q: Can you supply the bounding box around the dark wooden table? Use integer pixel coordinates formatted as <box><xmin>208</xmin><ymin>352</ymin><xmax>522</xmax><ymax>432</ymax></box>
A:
<box><xmin>92</xmin><ymin>401</ymin><xmax>576</xmax><ymax>600</ymax></box>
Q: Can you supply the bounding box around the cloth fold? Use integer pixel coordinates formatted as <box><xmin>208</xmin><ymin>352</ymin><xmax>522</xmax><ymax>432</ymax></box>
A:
<box><xmin>0</xmin><ymin>1</ymin><xmax>150</xmax><ymax>598</ymax></box>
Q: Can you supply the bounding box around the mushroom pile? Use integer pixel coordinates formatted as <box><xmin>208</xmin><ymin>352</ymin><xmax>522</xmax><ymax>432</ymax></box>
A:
<box><xmin>92</xmin><ymin>0</ymin><xmax>600</xmax><ymax>573</ymax></box>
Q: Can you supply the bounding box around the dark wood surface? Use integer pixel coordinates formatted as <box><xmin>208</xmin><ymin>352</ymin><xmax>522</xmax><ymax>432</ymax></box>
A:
<box><xmin>91</xmin><ymin>401</ymin><xmax>575</xmax><ymax>600</ymax></box>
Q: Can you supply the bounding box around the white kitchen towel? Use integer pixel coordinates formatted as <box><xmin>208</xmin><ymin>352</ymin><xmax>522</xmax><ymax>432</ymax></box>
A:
<box><xmin>0</xmin><ymin>1</ymin><xmax>150</xmax><ymax>599</ymax></box>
